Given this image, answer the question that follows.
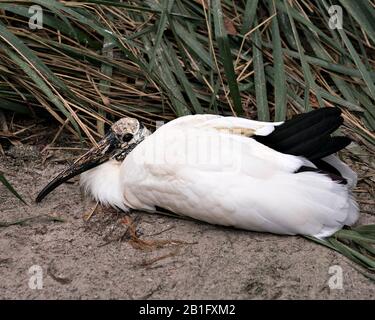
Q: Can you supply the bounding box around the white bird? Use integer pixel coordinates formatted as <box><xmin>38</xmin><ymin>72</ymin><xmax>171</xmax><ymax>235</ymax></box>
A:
<box><xmin>36</xmin><ymin>107</ymin><xmax>358</xmax><ymax>238</ymax></box>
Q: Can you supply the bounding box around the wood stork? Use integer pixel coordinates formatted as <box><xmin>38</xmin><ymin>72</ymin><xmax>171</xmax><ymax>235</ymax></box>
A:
<box><xmin>36</xmin><ymin>107</ymin><xmax>358</xmax><ymax>238</ymax></box>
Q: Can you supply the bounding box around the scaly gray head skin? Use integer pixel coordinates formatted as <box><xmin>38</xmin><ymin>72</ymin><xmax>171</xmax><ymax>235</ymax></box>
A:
<box><xmin>36</xmin><ymin>117</ymin><xmax>150</xmax><ymax>202</ymax></box>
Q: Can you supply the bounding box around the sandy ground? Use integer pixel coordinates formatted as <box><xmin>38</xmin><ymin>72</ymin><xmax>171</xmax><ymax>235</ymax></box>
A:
<box><xmin>1</xmin><ymin>141</ymin><xmax>374</xmax><ymax>299</ymax></box>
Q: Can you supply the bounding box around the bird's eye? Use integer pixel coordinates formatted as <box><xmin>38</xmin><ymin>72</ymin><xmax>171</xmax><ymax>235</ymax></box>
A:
<box><xmin>122</xmin><ymin>133</ymin><xmax>133</xmax><ymax>142</ymax></box>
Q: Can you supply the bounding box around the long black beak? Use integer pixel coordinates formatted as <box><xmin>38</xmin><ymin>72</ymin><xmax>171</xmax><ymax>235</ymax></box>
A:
<box><xmin>36</xmin><ymin>133</ymin><xmax>116</xmax><ymax>203</ymax></box>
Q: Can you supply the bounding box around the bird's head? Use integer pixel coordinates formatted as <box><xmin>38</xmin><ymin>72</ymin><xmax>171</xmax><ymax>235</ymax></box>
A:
<box><xmin>36</xmin><ymin>117</ymin><xmax>150</xmax><ymax>202</ymax></box>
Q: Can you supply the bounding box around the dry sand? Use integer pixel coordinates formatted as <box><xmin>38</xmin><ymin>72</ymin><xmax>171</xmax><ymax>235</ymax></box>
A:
<box><xmin>1</xmin><ymin>143</ymin><xmax>374</xmax><ymax>299</ymax></box>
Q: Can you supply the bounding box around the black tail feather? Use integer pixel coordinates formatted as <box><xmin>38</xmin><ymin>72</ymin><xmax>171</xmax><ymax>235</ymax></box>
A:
<box><xmin>304</xmin><ymin>136</ymin><xmax>351</xmax><ymax>160</ymax></box>
<box><xmin>296</xmin><ymin>166</ymin><xmax>347</xmax><ymax>184</ymax></box>
<box><xmin>263</xmin><ymin>107</ymin><xmax>341</xmax><ymax>143</ymax></box>
<box><xmin>254</xmin><ymin>107</ymin><xmax>351</xmax><ymax>161</ymax></box>
<box><xmin>274</xmin><ymin>115</ymin><xmax>343</xmax><ymax>150</ymax></box>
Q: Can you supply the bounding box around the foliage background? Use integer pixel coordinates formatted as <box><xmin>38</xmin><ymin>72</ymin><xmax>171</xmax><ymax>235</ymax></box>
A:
<box><xmin>0</xmin><ymin>0</ymin><xmax>374</xmax><ymax>151</ymax></box>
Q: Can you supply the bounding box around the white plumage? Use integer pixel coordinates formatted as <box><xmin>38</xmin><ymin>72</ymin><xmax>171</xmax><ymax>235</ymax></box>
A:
<box><xmin>80</xmin><ymin>113</ymin><xmax>358</xmax><ymax>238</ymax></box>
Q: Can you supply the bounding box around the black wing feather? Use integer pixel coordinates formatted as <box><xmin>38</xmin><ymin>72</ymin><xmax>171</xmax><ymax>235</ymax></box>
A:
<box><xmin>253</xmin><ymin>107</ymin><xmax>352</xmax><ymax>184</ymax></box>
<box><xmin>254</xmin><ymin>107</ymin><xmax>350</xmax><ymax>160</ymax></box>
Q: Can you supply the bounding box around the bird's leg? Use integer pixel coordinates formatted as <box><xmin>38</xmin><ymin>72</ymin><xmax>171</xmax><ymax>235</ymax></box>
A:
<box><xmin>119</xmin><ymin>208</ymin><xmax>143</xmax><ymax>241</ymax></box>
